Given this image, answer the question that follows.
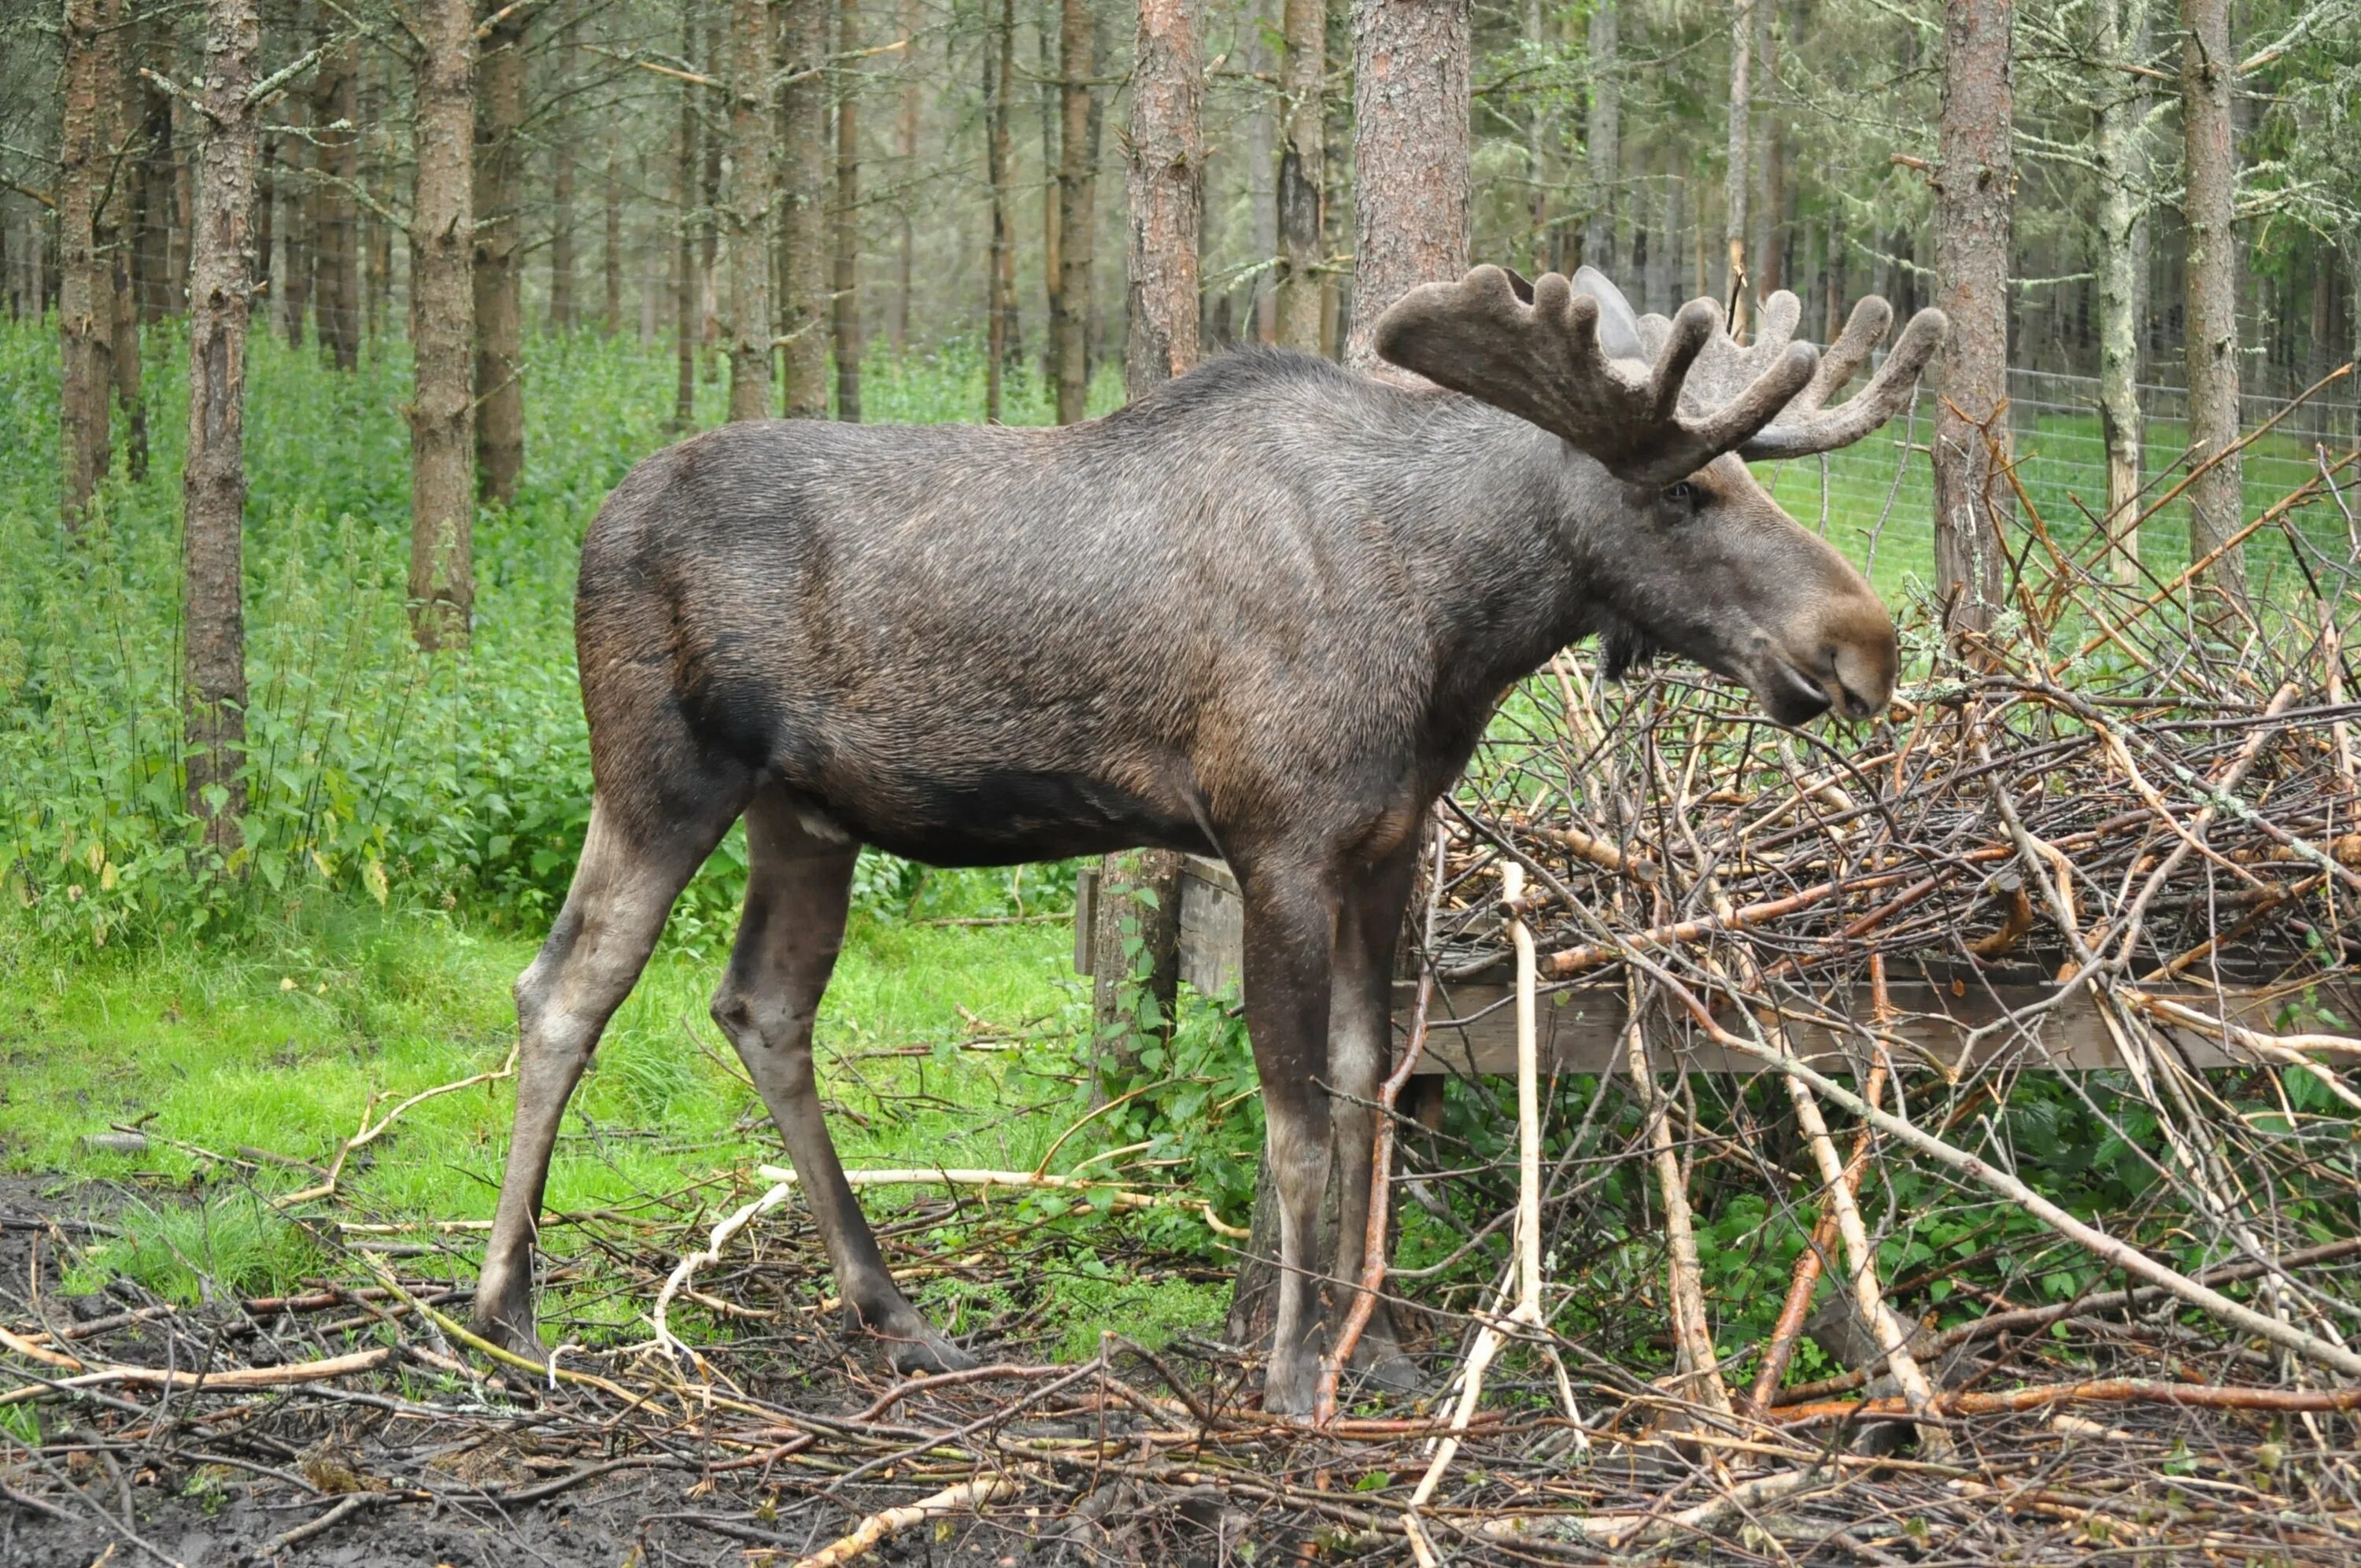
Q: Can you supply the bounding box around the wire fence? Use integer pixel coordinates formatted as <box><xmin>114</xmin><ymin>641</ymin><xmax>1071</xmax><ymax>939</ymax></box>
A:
<box><xmin>1754</xmin><ymin>360</ymin><xmax>2361</xmax><ymax>602</ymax></box>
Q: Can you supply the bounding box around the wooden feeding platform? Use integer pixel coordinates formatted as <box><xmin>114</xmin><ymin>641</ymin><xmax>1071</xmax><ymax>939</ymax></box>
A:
<box><xmin>1077</xmin><ymin>855</ymin><xmax>2350</xmax><ymax>1077</ymax></box>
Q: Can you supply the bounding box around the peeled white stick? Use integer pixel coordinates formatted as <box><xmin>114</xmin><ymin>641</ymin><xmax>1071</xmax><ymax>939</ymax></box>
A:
<box><xmin>1408</xmin><ymin>864</ymin><xmax>1546</xmax><ymax>1520</ymax></box>
<box><xmin>789</xmin><ymin>1474</ymin><xmax>1022</xmax><ymax>1568</ymax></box>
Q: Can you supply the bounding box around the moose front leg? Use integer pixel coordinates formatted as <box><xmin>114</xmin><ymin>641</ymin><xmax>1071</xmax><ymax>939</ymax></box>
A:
<box><xmin>1236</xmin><ymin>859</ymin><xmax>1340</xmax><ymax>1417</ymax></box>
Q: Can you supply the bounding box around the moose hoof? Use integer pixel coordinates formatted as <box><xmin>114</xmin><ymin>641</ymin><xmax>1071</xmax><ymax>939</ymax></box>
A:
<box><xmin>1262</xmin><ymin>1355</ymin><xmax>1321</xmax><ymax>1419</ymax></box>
<box><xmin>854</xmin><ymin>1303</ymin><xmax>977</xmax><ymax>1375</ymax></box>
<box><xmin>470</xmin><ymin>1306</ymin><xmax>550</xmax><ymax>1368</ymax></box>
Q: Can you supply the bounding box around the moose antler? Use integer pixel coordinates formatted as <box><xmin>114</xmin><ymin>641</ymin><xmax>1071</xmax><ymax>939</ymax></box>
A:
<box><xmin>1372</xmin><ymin>266</ymin><xmax>1947</xmax><ymax>485</ymax></box>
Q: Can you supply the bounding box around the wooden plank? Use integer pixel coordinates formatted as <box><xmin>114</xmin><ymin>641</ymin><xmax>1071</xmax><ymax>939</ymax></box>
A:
<box><xmin>1089</xmin><ymin>852</ymin><xmax>2355</xmax><ymax>1076</ymax></box>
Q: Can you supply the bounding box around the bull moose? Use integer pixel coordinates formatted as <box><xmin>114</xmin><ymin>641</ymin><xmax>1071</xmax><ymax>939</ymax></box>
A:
<box><xmin>471</xmin><ymin>266</ymin><xmax>1945</xmax><ymax>1415</ymax></box>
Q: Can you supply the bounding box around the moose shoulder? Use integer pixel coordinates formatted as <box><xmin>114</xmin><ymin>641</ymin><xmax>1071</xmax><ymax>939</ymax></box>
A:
<box><xmin>474</xmin><ymin>265</ymin><xmax>1945</xmax><ymax>1416</ymax></box>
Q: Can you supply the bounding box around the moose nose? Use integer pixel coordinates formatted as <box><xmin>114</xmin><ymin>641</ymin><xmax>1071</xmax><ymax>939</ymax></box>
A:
<box><xmin>1823</xmin><ymin>625</ymin><xmax>1897</xmax><ymax>719</ymax></box>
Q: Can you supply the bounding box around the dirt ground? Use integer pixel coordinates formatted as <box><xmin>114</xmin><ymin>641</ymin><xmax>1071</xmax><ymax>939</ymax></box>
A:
<box><xmin>0</xmin><ymin>1172</ymin><xmax>1251</xmax><ymax>1568</ymax></box>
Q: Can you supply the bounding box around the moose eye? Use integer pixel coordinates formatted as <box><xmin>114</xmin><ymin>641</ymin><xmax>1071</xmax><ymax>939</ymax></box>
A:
<box><xmin>1661</xmin><ymin>481</ymin><xmax>1699</xmax><ymax>509</ymax></box>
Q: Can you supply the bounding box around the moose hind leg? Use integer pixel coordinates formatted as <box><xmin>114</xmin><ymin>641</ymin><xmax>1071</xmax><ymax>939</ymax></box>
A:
<box><xmin>1328</xmin><ymin>847</ymin><xmax>1422</xmax><ymax>1394</ymax></box>
<box><xmin>476</xmin><ymin>795</ymin><xmax>741</xmax><ymax>1354</ymax></box>
<box><xmin>1236</xmin><ymin>858</ymin><xmax>1341</xmax><ymax>1417</ymax></box>
<box><xmin>709</xmin><ymin>791</ymin><xmax>975</xmax><ymax>1374</ymax></box>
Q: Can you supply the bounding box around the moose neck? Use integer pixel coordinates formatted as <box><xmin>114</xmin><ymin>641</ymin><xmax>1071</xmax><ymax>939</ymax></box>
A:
<box><xmin>1372</xmin><ymin>393</ymin><xmax>1616</xmax><ymax>718</ymax></box>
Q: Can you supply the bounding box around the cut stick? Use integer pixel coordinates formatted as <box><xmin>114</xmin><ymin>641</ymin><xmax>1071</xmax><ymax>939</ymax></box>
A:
<box><xmin>1635</xmin><ymin>959</ymin><xmax>2361</xmax><ymax>1381</ymax></box>
<box><xmin>1625</xmin><ymin>991</ymin><xmax>1734</xmax><ymax>1419</ymax></box>
<box><xmin>1406</xmin><ymin>864</ymin><xmax>1547</xmax><ymax>1526</ymax></box>
<box><xmin>1778</xmin><ymin>1377</ymin><xmax>2361</xmax><ymax>1423</ymax></box>
<box><xmin>0</xmin><ymin>1347</ymin><xmax>395</xmax><ymax>1408</ymax></box>
<box><xmin>1781</xmin><ymin>1064</ymin><xmax>1950</xmax><ymax>1455</ymax></box>
<box><xmin>788</xmin><ymin>1474</ymin><xmax>1022</xmax><ymax>1568</ymax></box>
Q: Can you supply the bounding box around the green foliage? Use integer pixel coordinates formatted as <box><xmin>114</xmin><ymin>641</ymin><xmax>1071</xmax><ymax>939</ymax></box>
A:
<box><xmin>0</xmin><ymin>323</ymin><xmax>1092</xmax><ymax>958</ymax></box>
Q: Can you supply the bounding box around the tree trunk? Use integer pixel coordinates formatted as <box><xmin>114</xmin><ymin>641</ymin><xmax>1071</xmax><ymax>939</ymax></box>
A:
<box><xmin>833</xmin><ymin>0</ymin><xmax>864</xmax><ymax>421</ymax></box>
<box><xmin>279</xmin><ymin>92</ymin><xmax>310</xmax><ymax>350</ymax></box>
<box><xmin>2093</xmin><ymin>0</ymin><xmax>2151</xmax><ymax>583</ymax></box>
<box><xmin>1343</xmin><ymin>0</ymin><xmax>1469</xmax><ymax>369</ymax></box>
<box><xmin>59</xmin><ymin>0</ymin><xmax>120</xmax><ymax>532</ymax></box>
<box><xmin>604</xmin><ymin>150</ymin><xmax>623</xmax><ymax>333</ymax></box>
<box><xmin>779</xmin><ymin>0</ymin><xmax>831</xmax><ymax>416</ymax></box>
<box><xmin>550</xmin><ymin>15</ymin><xmax>579</xmax><ymax>330</ymax></box>
<box><xmin>1273</xmin><ymin>0</ymin><xmax>1324</xmax><ymax>352</ymax></box>
<box><xmin>985</xmin><ymin>0</ymin><xmax>1018</xmax><ymax>419</ymax></box>
<box><xmin>1930</xmin><ymin>0</ymin><xmax>2013</xmax><ymax>636</ymax></box>
<box><xmin>112</xmin><ymin>223</ymin><xmax>148</xmax><ymax>485</ymax></box>
<box><xmin>1039</xmin><ymin>20</ymin><xmax>1062</xmax><ymax>386</ymax></box>
<box><xmin>674</xmin><ymin>14</ymin><xmax>701</xmax><ymax>431</ymax></box>
<box><xmin>135</xmin><ymin>50</ymin><xmax>174</xmax><ymax>323</ymax></box>
<box><xmin>183</xmin><ymin>0</ymin><xmax>260</xmax><ymax>846</ymax></box>
<box><xmin>2180</xmin><ymin>0</ymin><xmax>2246</xmax><ymax>604</ymax></box>
<box><xmin>1126</xmin><ymin>0</ymin><xmax>1203</xmax><ymax>394</ymax></box>
<box><xmin>1720</xmin><ymin>0</ymin><xmax>1753</xmax><ymax>330</ymax></box>
<box><xmin>312</xmin><ymin>39</ymin><xmax>360</xmax><ymax>371</ymax></box>
<box><xmin>1747</xmin><ymin>0</ymin><xmax>1777</xmax><ymax>297</ymax></box>
<box><xmin>364</xmin><ymin>53</ymin><xmax>392</xmax><ymax>340</ymax></box>
<box><xmin>1088</xmin><ymin>850</ymin><xmax>1186</xmax><ymax>1094</ymax></box>
<box><xmin>1053</xmin><ymin>0</ymin><xmax>1099</xmax><ymax>419</ymax></box>
<box><xmin>895</xmin><ymin>0</ymin><xmax>920</xmax><ymax>353</ymax></box>
<box><xmin>1582</xmin><ymin>0</ymin><xmax>1618</xmax><ymax>279</ymax></box>
<box><xmin>472</xmin><ymin>3</ymin><xmax>527</xmax><ymax>502</ymax></box>
<box><xmin>722</xmin><ymin>0</ymin><xmax>777</xmax><ymax>420</ymax></box>
<box><xmin>410</xmin><ymin>0</ymin><xmax>477</xmax><ymax>651</ymax></box>
<box><xmin>1244</xmin><ymin>0</ymin><xmax>1277</xmax><ymax>341</ymax></box>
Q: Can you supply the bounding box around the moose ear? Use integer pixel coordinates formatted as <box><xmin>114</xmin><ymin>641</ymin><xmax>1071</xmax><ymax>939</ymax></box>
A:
<box><xmin>1570</xmin><ymin>266</ymin><xmax>1646</xmax><ymax>361</ymax></box>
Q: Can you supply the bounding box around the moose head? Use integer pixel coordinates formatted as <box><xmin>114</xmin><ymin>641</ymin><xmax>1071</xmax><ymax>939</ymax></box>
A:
<box><xmin>1376</xmin><ymin>264</ymin><xmax>1945</xmax><ymax>725</ymax></box>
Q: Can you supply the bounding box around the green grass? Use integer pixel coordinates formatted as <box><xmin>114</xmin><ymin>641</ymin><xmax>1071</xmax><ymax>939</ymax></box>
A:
<box><xmin>0</xmin><ymin>902</ymin><xmax>1104</xmax><ymax>1302</ymax></box>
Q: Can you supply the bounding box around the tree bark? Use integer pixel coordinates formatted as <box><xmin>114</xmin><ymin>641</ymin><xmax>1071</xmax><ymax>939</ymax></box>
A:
<box><xmin>894</xmin><ymin>0</ymin><xmax>919</xmax><ymax>353</ymax></box>
<box><xmin>112</xmin><ymin>216</ymin><xmax>147</xmax><ymax>485</ymax></box>
<box><xmin>311</xmin><ymin>38</ymin><xmax>361</xmax><ymax>371</ymax></box>
<box><xmin>135</xmin><ymin>46</ymin><xmax>174</xmax><ymax>323</ymax></box>
<box><xmin>604</xmin><ymin>150</ymin><xmax>623</xmax><ymax>333</ymax></box>
<box><xmin>1930</xmin><ymin>0</ymin><xmax>2013</xmax><ymax>636</ymax></box>
<box><xmin>1126</xmin><ymin>0</ymin><xmax>1203</xmax><ymax>394</ymax></box>
<box><xmin>411</xmin><ymin>0</ymin><xmax>478</xmax><ymax>651</ymax></box>
<box><xmin>549</xmin><ymin>14</ymin><xmax>579</xmax><ymax>330</ymax></box>
<box><xmin>1721</xmin><ymin>0</ymin><xmax>1753</xmax><ymax>331</ymax></box>
<box><xmin>674</xmin><ymin>12</ymin><xmax>701</xmax><ymax>431</ymax></box>
<box><xmin>472</xmin><ymin>2</ymin><xmax>527</xmax><ymax>502</ymax></box>
<box><xmin>1052</xmin><ymin>0</ymin><xmax>1099</xmax><ymax>419</ymax></box>
<box><xmin>278</xmin><ymin>92</ymin><xmax>310</xmax><ymax>349</ymax></box>
<box><xmin>1273</xmin><ymin>0</ymin><xmax>1324</xmax><ymax>352</ymax></box>
<box><xmin>1244</xmin><ymin>0</ymin><xmax>1277</xmax><ymax>341</ymax></box>
<box><xmin>985</xmin><ymin>0</ymin><xmax>1018</xmax><ymax>419</ymax></box>
<box><xmin>2093</xmin><ymin>0</ymin><xmax>2151</xmax><ymax>583</ymax></box>
<box><xmin>183</xmin><ymin>0</ymin><xmax>260</xmax><ymax>846</ymax></box>
<box><xmin>779</xmin><ymin>0</ymin><xmax>831</xmax><ymax>416</ymax></box>
<box><xmin>722</xmin><ymin>0</ymin><xmax>777</xmax><ymax>420</ymax></box>
<box><xmin>1747</xmin><ymin>0</ymin><xmax>1777</xmax><ymax>297</ymax></box>
<box><xmin>1343</xmin><ymin>0</ymin><xmax>1469</xmax><ymax>369</ymax></box>
<box><xmin>59</xmin><ymin>0</ymin><xmax>120</xmax><ymax>532</ymax></box>
<box><xmin>1582</xmin><ymin>0</ymin><xmax>1618</xmax><ymax>279</ymax></box>
<box><xmin>833</xmin><ymin>0</ymin><xmax>863</xmax><ymax>420</ymax></box>
<box><xmin>2180</xmin><ymin>0</ymin><xmax>2246</xmax><ymax>603</ymax></box>
<box><xmin>364</xmin><ymin>53</ymin><xmax>393</xmax><ymax>339</ymax></box>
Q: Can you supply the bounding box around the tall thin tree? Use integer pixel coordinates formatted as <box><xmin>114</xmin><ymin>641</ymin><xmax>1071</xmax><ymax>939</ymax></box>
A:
<box><xmin>833</xmin><ymin>0</ymin><xmax>863</xmax><ymax>420</ymax></box>
<box><xmin>1931</xmin><ymin>0</ymin><xmax>2014</xmax><ymax>633</ymax></box>
<box><xmin>2093</xmin><ymin>0</ymin><xmax>2153</xmax><ymax>581</ymax></box>
<box><xmin>1126</xmin><ymin>0</ymin><xmax>1203</xmax><ymax>390</ymax></box>
<box><xmin>779</xmin><ymin>0</ymin><xmax>830</xmax><ymax>415</ymax></box>
<box><xmin>549</xmin><ymin>13</ymin><xmax>580</xmax><ymax>330</ymax></box>
<box><xmin>1583</xmin><ymin>0</ymin><xmax>1619</xmax><ymax>277</ymax></box>
<box><xmin>1273</xmin><ymin>0</ymin><xmax>1323</xmax><ymax>351</ymax></box>
<box><xmin>2180</xmin><ymin>0</ymin><xmax>2247</xmax><ymax>603</ymax></box>
<box><xmin>1721</xmin><ymin>0</ymin><xmax>1753</xmax><ymax>331</ymax></box>
<box><xmin>473</xmin><ymin>2</ymin><xmax>527</xmax><ymax>501</ymax></box>
<box><xmin>183</xmin><ymin>0</ymin><xmax>261</xmax><ymax>843</ymax></box>
<box><xmin>985</xmin><ymin>0</ymin><xmax>1018</xmax><ymax>419</ymax></box>
<box><xmin>1343</xmin><ymin>0</ymin><xmax>1469</xmax><ymax>367</ymax></box>
<box><xmin>722</xmin><ymin>0</ymin><xmax>776</xmax><ymax>419</ymax></box>
<box><xmin>673</xmin><ymin>9</ymin><xmax>701</xmax><ymax>431</ymax></box>
<box><xmin>410</xmin><ymin>0</ymin><xmax>478</xmax><ymax>650</ymax></box>
<box><xmin>59</xmin><ymin>0</ymin><xmax>121</xmax><ymax>531</ymax></box>
<box><xmin>1052</xmin><ymin>0</ymin><xmax>1098</xmax><ymax>419</ymax></box>
<box><xmin>312</xmin><ymin>36</ymin><xmax>362</xmax><ymax>370</ymax></box>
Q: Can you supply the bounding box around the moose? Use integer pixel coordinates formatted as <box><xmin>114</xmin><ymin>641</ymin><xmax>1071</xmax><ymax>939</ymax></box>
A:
<box><xmin>471</xmin><ymin>265</ymin><xmax>1945</xmax><ymax>1415</ymax></box>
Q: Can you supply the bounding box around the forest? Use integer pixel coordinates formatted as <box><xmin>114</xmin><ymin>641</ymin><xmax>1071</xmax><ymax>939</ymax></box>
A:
<box><xmin>2</xmin><ymin>0</ymin><xmax>2361</xmax><ymax>1562</ymax></box>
